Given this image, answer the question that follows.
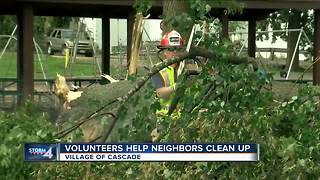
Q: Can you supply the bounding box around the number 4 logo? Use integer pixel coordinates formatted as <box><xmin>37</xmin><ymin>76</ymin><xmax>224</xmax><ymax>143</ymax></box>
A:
<box><xmin>43</xmin><ymin>147</ymin><xmax>53</xmax><ymax>159</ymax></box>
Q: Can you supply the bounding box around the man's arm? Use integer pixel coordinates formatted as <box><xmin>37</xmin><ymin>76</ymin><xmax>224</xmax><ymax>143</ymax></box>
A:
<box><xmin>156</xmin><ymin>86</ymin><xmax>174</xmax><ymax>99</ymax></box>
<box><xmin>152</xmin><ymin>72</ymin><xmax>175</xmax><ymax>98</ymax></box>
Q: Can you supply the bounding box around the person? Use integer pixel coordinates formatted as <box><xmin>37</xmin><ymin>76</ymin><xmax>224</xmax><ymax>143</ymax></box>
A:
<box><xmin>151</xmin><ymin>30</ymin><xmax>184</xmax><ymax>141</ymax></box>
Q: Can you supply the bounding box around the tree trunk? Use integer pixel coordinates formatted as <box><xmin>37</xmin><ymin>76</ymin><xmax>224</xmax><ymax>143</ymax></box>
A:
<box><xmin>162</xmin><ymin>0</ymin><xmax>192</xmax><ymax>114</ymax></box>
<box><xmin>163</xmin><ymin>0</ymin><xmax>191</xmax><ymax>40</ymax></box>
<box><xmin>44</xmin><ymin>17</ymin><xmax>51</xmax><ymax>36</ymax></box>
<box><xmin>286</xmin><ymin>9</ymin><xmax>301</xmax><ymax>71</ymax></box>
<box><xmin>128</xmin><ymin>13</ymin><xmax>145</xmax><ymax>76</ymax></box>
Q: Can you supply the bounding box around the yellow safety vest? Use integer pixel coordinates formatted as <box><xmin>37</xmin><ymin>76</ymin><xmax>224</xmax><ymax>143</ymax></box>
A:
<box><xmin>156</xmin><ymin>66</ymin><xmax>176</xmax><ymax>116</ymax></box>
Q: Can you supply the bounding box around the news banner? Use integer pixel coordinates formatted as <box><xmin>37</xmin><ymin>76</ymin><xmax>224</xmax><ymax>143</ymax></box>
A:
<box><xmin>25</xmin><ymin>143</ymin><xmax>259</xmax><ymax>162</ymax></box>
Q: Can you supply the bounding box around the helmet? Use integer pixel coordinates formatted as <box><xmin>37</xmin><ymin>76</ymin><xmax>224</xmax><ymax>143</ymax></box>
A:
<box><xmin>158</xmin><ymin>30</ymin><xmax>184</xmax><ymax>49</ymax></box>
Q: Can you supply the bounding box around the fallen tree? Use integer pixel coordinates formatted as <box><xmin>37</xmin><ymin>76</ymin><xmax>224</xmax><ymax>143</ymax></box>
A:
<box><xmin>53</xmin><ymin>47</ymin><xmax>260</xmax><ymax>142</ymax></box>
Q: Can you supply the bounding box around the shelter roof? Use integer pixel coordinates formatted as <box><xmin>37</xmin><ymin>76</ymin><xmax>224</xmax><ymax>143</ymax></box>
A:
<box><xmin>0</xmin><ymin>0</ymin><xmax>319</xmax><ymax>19</ymax></box>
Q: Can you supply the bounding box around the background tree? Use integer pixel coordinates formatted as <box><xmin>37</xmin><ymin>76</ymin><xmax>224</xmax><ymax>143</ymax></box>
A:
<box><xmin>127</xmin><ymin>0</ymin><xmax>154</xmax><ymax>76</ymax></box>
<box><xmin>0</xmin><ymin>15</ymin><xmax>72</xmax><ymax>44</ymax></box>
<box><xmin>257</xmin><ymin>9</ymin><xmax>314</xmax><ymax>71</ymax></box>
<box><xmin>162</xmin><ymin>0</ymin><xmax>192</xmax><ymax>40</ymax></box>
<box><xmin>0</xmin><ymin>15</ymin><xmax>16</xmax><ymax>35</ymax></box>
<box><xmin>0</xmin><ymin>15</ymin><xmax>75</xmax><ymax>53</ymax></box>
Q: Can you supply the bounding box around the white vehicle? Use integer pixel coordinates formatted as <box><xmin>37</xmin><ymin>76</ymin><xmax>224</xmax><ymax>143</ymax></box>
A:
<box><xmin>46</xmin><ymin>28</ymin><xmax>93</xmax><ymax>57</ymax></box>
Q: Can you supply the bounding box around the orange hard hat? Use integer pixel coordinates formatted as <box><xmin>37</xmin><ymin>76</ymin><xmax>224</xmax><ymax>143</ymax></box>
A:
<box><xmin>158</xmin><ymin>30</ymin><xmax>184</xmax><ymax>49</ymax></box>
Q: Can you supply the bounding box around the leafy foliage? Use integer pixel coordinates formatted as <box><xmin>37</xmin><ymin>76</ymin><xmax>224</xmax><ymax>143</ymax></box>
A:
<box><xmin>0</xmin><ymin>15</ymin><xmax>16</xmax><ymax>36</ymax></box>
<box><xmin>33</xmin><ymin>50</ymin><xmax>320</xmax><ymax>179</ymax></box>
<box><xmin>2</xmin><ymin>0</ymin><xmax>320</xmax><ymax>179</ymax></box>
<box><xmin>0</xmin><ymin>102</ymin><xmax>55</xmax><ymax>179</ymax></box>
<box><xmin>134</xmin><ymin>0</ymin><xmax>154</xmax><ymax>15</ymax></box>
<box><xmin>0</xmin><ymin>15</ymin><xmax>72</xmax><ymax>38</ymax></box>
<box><xmin>257</xmin><ymin>10</ymin><xmax>314</xmax><ymax>51</ymax></box>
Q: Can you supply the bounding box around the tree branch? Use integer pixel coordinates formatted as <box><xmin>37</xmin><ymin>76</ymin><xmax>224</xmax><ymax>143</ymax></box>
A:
<box><xmin>54</xmin><ymin>99</ymin><xmax>119</xmax><ymax>139</ymax></box>
<box><xmin>189</xmin><ymin>82</ymin><xmax>216</xmax><ymax>113</ymax></box>
<box><xmin>99</xmin><ymin>47</ymin><xmax>257</xmax><ymax>142</ymax></box>
<box><xmin>55</xmin><ymin>47</ymin><xmax>257</xmax><ymax>141</ymax></box>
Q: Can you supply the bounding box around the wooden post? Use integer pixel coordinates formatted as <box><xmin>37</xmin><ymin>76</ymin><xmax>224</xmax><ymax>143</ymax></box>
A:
<box><xmin>313</xmin><ymin>10</ymin><xmax>320</xmax><ymax>85</ymax></box>
<box><xmin>220</xmin><ymin>13</ymin><xmax>229</xmax><ymax>39</ymax></box>
<box><xmin>17</xmin><ymin>4</ymin><xmax>34</xmax><ymax>104</ymax></box>
<box><xmin>248</xmin><ymin>20</ymin><xmax>256</xmax><ymax>58</ymax></box>
<box><xmin>270</xmin><ymin>48</ymin><xmax>275</xmax><ymax>60</ymax></box>
<box><xmin>127</xmin><ymin>11</ymin><xmax>134</xmax><ymax>68</ymax></box>
<box><xmin>102</xmin><ymin>16</ymin><xmax>110</xmax><ymax>75</ymax></box>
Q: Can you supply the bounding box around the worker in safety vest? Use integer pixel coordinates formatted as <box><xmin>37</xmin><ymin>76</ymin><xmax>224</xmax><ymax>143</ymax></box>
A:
<box><xmin>151</xmin><ymin>30</ymin><xmax>184</xmax><ymax>141</ymax></box>
<box><xmin>152</xmin><ymin>30</ymin><xmax>184</xmax><ymax>116</ymax></box>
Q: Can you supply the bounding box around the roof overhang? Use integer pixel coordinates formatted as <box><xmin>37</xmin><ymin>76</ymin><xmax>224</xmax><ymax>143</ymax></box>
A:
<box><xmin>0</xmin><ymin>0</ymin><xmax>318</xmax><ymax>20</ymax></box>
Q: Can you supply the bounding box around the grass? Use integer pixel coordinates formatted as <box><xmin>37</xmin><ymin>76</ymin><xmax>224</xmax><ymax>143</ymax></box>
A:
<box><xmin>0</xmin><ymin>52</ymin><xmax>118</xmax><ymax>79</ymax></box>
<box><xmin>0</xmin><ymin>52</ymin><xmax>17</xmax><ymax>78</ymax></box>
<box><xmin>2</xmin><ymin>51</ymin><xmax>312</xmax><ymax>81</ymax></box>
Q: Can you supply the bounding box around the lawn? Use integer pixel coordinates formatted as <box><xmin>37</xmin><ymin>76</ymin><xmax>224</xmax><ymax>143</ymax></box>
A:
<box><xmin>0</xmin><ymin>52</ymin><xmax>124</xmax><ymax>79</ymax></box>
<box><xmin>0</xmin><ymin>51</ymin><xmax>312</xmax><ymax>81</ymax></box>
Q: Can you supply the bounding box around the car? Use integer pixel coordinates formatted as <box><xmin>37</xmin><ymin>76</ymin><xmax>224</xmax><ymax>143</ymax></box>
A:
<box><xmin>46</xmin><ymin>28</ymin><xmax>94</xmax><ymax>57</ymax></box>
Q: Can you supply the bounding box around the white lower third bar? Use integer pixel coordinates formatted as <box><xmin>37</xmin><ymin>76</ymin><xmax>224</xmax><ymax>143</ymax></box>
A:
<box><xmin>59</xmin><ymin>153</ymin><xmax>258</xmax><ymax>161</ymax></box>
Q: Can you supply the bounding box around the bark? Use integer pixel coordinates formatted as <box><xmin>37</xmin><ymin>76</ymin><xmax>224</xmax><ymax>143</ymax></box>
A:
<box><xmin>163</xmin><ymin>0</ymin><xmax>191</xmax><ymax>40</ymax></box>
<box><xmin>128</xmin><ymin>13</ymin><xmax>146</xmax><ymax>76</ymax></box>
<box><xmin>286</xmin><ymin>9</ymin><xmax>301</xmax><ymax>71</ymax></box>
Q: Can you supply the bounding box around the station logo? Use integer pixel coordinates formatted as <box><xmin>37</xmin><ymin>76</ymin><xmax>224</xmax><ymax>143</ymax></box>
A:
<box><xmin>24</xmin><ymin>143</ymin><xmax>57</xmax><ymax>161</ymax></box>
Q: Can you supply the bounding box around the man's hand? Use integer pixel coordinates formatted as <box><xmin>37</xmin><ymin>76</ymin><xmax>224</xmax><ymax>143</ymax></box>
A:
<box><xmin>156</xmin><ymin>86</ymin><xmax>174</xmax><ymax>99</ymax></box>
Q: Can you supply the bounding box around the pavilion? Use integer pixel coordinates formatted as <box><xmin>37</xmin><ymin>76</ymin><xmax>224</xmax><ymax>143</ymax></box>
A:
<box><xmin>0</xmin><ymin>0</ymin><xmax>319</xmax><ymax>104</ymax></box>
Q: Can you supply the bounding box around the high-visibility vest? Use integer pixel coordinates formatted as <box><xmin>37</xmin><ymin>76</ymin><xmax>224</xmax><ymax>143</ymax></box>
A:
<box><xmin>159</xmin><ymin>66</ymin><xmax>175</xmax><ymax>88</ymax></box>
<box><xmin>156</xmin><ymin>66</ymin><xmax>175</xmax><ymax>116</ymax></box>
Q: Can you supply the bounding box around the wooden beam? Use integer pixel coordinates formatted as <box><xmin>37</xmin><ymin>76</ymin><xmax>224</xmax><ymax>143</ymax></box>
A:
<box><xmin>220</xmin><ymin>12</ymin><xmax>229</xmax><ymax>39</ymax></box>
<box><xmin>213</xmin><ymin>1</ymin><xmax>320</xmax><ymax>10</ymax></box>
<box><xmin>101</xmin><ymin>16</ymin><xmax>110</xmax><ymax>75</ymax></box>
<box><xmin>127</xmin><ymin>10</ymin><xmax>134</xmax><ymax>68</ymax></box>
<box><xmin>313</xmin><ymin>10</ymin><xmax>320</xmax><ymax>85</ymax></box>
<box><xmin>17</xmin><ymin>4</ymin><xmax>34</xmax><ymax>104</ymax></box>
<box><xmin>2</xmin><ymin>0</ymin><xmax>320</xmax><ymax>19</ymax></box>
<box><xmin>243</xmin><ymin>0</ymin><xmax>320</xmax><ymax>10</ymax></box>
<box><xmin>248</xmin><ymin>20</ymin><xmax>256</xmax><ymax>58</ymax></box>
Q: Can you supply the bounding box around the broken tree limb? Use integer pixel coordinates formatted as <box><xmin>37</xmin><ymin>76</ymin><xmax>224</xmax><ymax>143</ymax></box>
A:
<box><xmin>190</xmin><ymin>82</ymin><xmax>216</xmax><ymax>113</ymax></box>
<box><xmin>99</xmin><ymin>47</ymin><xmax>258</xmax><ymax>142</ymax></box>
<box><xmin>73</xmin><ymin>53</ymin><xmax>194</xmax><ymax>142</ymax></box>
<box><xmin>124</xmin><ymin>47</ymin><xmax>257</xmax><ymax>103</ymax></box>
<box><xmin>54</xmin><ymin>99</ymin><xmax>119</xmax><ymax>139</ymax></box>
<box><xmin>54</xmin><ymin>74</ymin><xmax>83</xmax><ymax>110</ymax></box>
<box><xmin>101</xmin><ymin>74</ymin><xmax>119</xmax><ymax>83</ymax></box>
<box><xmin>98</xmin><ymin>52</ymin><xmax>191</xmax><ymax>142</ymax></box>
<box><xmin>128</xmin><ymin>13</ymin><xmax>150</xmax><ymax>76</ymax></box>
<box><xmin>55</xmin><ymin>47</ymin><xmax>258</xmax><ymax>141</ymax></box>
